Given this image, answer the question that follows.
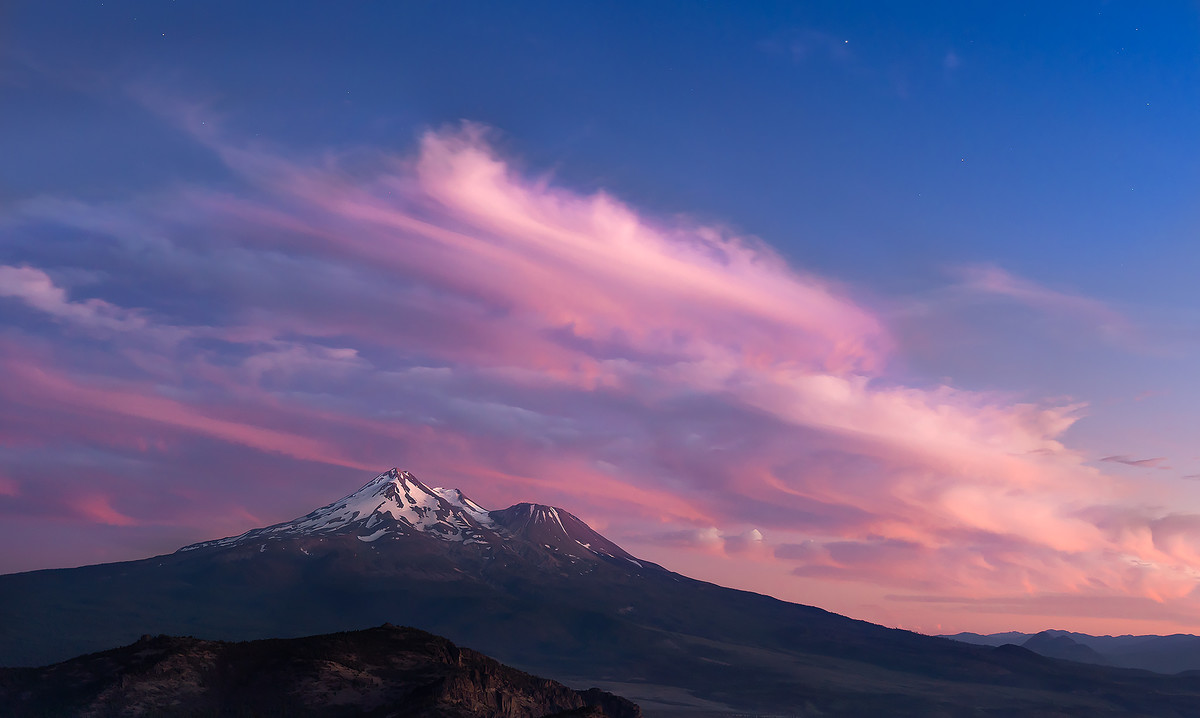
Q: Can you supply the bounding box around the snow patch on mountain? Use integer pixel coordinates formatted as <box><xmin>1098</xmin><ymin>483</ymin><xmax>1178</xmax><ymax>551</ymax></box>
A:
<box><xmin>180</xmin><ymin>469</ymin><xmax>496</xmax><ymax>551</ymax></box>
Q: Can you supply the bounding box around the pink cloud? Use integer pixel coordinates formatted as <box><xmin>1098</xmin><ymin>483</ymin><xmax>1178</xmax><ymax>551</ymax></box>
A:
<box><xmin>636</xmin><ymin>526</ymin><xmax>767</xmax><ymax>557</ymax></box>
<box><xmin>0</xmin><ymin>265</ymin><xmax>148</xmax><ymax>332</ymax></box>
<box><xmin>187</xmin><ymin>124</ymin><xmax>888</xmax><ymax>382</ymax></box>
<box><xmin>0</xmin><ymin>352</ymin><xmax>374</xmax><ymax>472</ymax></box>
<box><xmin>70</xmin><ymin>494</ymin><xmax>138</xmax><ymax>527</ymax></box>
<box><xmin>413</xmin><ymin>125</ymin><xmax>888</xmax><ymax>373</ymax></box>
<box><xmin>452</xmin><ymin>460</ymin><xmax>717</xmax><ymax>526</ymax></box>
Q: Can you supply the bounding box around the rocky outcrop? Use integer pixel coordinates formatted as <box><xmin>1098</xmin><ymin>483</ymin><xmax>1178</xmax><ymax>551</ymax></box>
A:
<box><xmin>0</xmin><ymin>624</ymin><xmax>641</xmax><ymax>718</ymax></box>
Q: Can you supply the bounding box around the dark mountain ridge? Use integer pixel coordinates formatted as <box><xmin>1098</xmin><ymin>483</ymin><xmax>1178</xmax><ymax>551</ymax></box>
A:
<box><xmin>5</xmin><ymin>468</ymin><xmax>1200</xmax><ymax>716</ymax></box>
<box><xmin>946</xmin><ymin>629</ymin><xmax>1200</xmax><ymax>674</ymax></box>
<box><xmin>0</xmin><ymin>624</ymin><xmax>642</xmax><ymax>718</ymax></box>
<box><xmin>1021</xmin><ymin>631</ymin><xmax>1111</xmax><ymax>666</ymax></box>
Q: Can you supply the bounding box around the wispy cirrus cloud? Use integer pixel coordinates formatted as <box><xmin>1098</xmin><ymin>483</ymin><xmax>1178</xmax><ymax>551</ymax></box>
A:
<box><xmin>1100</xmin><ymin>455</ymin><xmax>1170</xmax><ymax>469</ymax></box>
<box><xmin>954</xmin><ymin>264</ymin><xmax>1133</xmax><ymax>342</ymax></box>
<box><xmin>0</xmin><ymin>350</ymin><xmax>377</xmax><ymax>472</ymax></box>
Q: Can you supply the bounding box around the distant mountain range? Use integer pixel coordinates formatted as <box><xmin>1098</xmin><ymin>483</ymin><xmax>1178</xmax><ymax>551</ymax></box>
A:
<box><xmin>0</xmin><ymin>624</ymin><xmax>642</xmax><ymax>718</ymax></box>
<box><xmin>4</xmin><ymin>468</ymin><xmax>1200</xmax><ymax>717</ymax></box>
<box><xmin>945</xmin><ymin>630</ymin><xmax>1200</xmax><ymax>674</ymax></box>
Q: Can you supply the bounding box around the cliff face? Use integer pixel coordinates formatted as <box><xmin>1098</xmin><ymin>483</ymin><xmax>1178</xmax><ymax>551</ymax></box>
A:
<box><xmin>0</xmin><ymin>624</ymin><xmax>641</xmax><ymax>718</ymax></box>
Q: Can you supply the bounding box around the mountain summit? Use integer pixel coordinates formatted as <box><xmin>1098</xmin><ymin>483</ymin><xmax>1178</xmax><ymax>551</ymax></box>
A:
<box><xmin>181</xmin><ymin>468</ymin><xmax>647</xmax><ymax>570</ymax></box>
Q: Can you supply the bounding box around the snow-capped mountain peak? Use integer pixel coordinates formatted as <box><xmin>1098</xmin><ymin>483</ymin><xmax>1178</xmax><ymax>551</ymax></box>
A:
<box><xmin>179</xmin><ymin>468</ymin><xmax>652</xmax><ymax>570</ymax></box>
<box><xmin>296</xmin><ymin>468</ymin><xmax>496</xmax><ymax>540</ymax></box>
<box><xmin>489</xmin><ymin>502</ymin><xmax>643</xmax><ymax>566</ymax></box>
<box><xmin>181</xmin><ymin>468</ymin><xmax>496</xmax><ymax>550</ymax></box>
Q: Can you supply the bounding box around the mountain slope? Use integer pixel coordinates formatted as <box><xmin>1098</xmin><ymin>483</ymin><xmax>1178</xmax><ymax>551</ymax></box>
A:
<box><xmin>0</xmin><ymin>624</ymin><xmax>642</xmax><ymax>718</ymax></box>
<box><xmin>5</xmin><ymin>469</ymin><xmax>1200</xmax><ymax>716</ymax></box>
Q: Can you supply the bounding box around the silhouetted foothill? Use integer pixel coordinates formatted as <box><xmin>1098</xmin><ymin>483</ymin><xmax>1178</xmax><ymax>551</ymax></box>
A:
<box><xmin>0</xmin><ymin>625</ymin><xmax>641</xmax><ymax>718</ymax></box>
